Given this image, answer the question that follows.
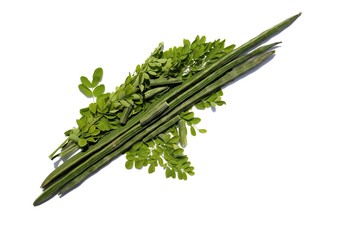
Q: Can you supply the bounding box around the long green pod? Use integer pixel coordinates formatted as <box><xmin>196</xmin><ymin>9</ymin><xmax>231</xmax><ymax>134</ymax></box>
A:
<box><xmin>178</xmin><ymin>120</ymin><xmax>187</xmax><ymax>148</ymax></box>
<box><xmin>58</xmin><ymin>50</ymin><xmax>275</xmax><ymax>201</ymax></box>
<box><xmin>41</xmin><ymin>42</ymin><xmax>279</xmax><ymax>189</ymax></box>
<box><xmin>58</xmin><ymin>115</ymin><xmax>182</xmax><ymax>196</ymax></box>
<box><xmin>40</xmin><ymin>12</ymin><xmax>300</xmax><ymax>188</ymax></box>
<box><xmin>34</xmin><ymin>50</ymin><xmax>274</xmax><ymax>206</ymax></box>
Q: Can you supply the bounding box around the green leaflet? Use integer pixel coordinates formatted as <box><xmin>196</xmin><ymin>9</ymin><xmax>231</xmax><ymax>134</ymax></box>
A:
<box><xmin>92</xmin><ymin>68</ymin><xmax>103</xmax><ymax>87</ymax></box>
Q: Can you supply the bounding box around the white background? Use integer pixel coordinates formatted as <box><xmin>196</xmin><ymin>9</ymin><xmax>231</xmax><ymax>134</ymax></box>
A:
<box><xmin>1</xmin><ymin>0</ymin><xmax>360</xmax><ymax>239</ymax></box>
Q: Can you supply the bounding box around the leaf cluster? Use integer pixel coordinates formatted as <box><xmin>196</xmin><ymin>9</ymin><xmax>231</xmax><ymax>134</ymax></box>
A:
<box><xmin>78</xmin><ymin>68</ymin><xmax>105</xmax><ymax>99</ymax></box>
<box><xmin>58</xmin><ymin>36</ymin><xmax>233</xmax><ymax>152</ymax></box>
<box><xmin>125</xmin><ymin>123</ymin><xmax>194</xmax><ymax>180</ymax></box>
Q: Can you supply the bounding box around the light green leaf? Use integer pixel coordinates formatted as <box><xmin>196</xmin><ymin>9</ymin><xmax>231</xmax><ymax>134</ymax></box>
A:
<box><xmin>91</xmin><ymin>128</ymin><xmax>100</xmax><ymax>136</ymax></box>
<box><xmin>191</xmin><ymin>117</ymin><xmax>201</xmax><ymax>125</ymax></box>
<box><xmin>125</xmin><ymin>85</ymin><xmax>133</xmax><ymax>95</ymax></box>
<box><xmin>173</xmin><ymin>149</ymin><xmax>184</xmax><ymax>157</ymax></box>
<box><xmin>78</xmin><ymin>84</ymin><xmax>93</xmax><ymax>98</ymax></box>
<box><xmin>190</xmin><ymin>126</ymin><xmax>196</xmax><ymax>136</ymax></box>
<box><xmin>216</xmin><ymin>101</ymin><xmax>226</xmax><ymax>106</ymax></box>
<box><xmin>76</xmin><ymin>117</ymin><xmax>87</xmax><ymax>129</ymax></box>
<box><xmin>198</xmin><ymin>129</ymin><xmax>207</xmax><ymax>134</ymax></box>
<box><xmin>89</xmin><ymin>103</ymin><xmax>97</xmax><ymax>114</ymax></box>
<box><xmin>86</xmin><ymin>137</ymin><xmax>97</xmax><ymax>143</ymax></box>
<box><xmin>92</xmin><ymin>67</ymin><xmax>103</xmax><ymax>87</ymax></box>
<box><xmin>120</xmin><ymin>99</ymin><xmax>131</xmax><ymax>108</ymax></box>
<box><xmin>143</xmin><ymin>72</ymin><xmax>150</xmax><ymax>79</ymax></box>
<box><xmin>165</xmin><ymin>167</ymin><xmax>172</xmax><ymax>178</ymax></box>
<box><xmin>97</xmin><ymin>98</ymin><xmax>106</xmax><ymax>111</ymax></box>
<box><xmin>148</xmin><ymin>164</ymin><xmax>156</xmax><ymax>174</ymax></box>
<box><xmin>135</xmin><ymin>160</ymin><xmax>144</xmax><ymax>169</ymax></box>
<box><xmin>78</xmin><ymin>138</ymin><xmax>87</xmax><ymax>147</ymax></box>
<box><xmin>168</xmin><ymin>136</ymin><xmax>180</xmax><ymax>144</ymax></box>
<box><xmin>132</xmin><ymin>142</ymin><xmax>143</xmax><ymax>151</ymax></box>
<box><xmin>88</xmin><ymin>125</ymin><xmax>96</xmax><ymax>133</ymax></box>
<box><xmin>125</xmin><ymin>160</ymin><xmax>134</xmax><ymax>170</ymax></box>
<box><xmin>93</xmin><ymin>84</ymin><xmax>105</xmax><ymax>97</ymax></box>
<box><xmin>97</xmin><ymin>117</ymin><xmax>110</xmax><ymax>131</ymax></box>
<box><xmin>80</xmin><ymin>76</ymin><xmax>92</xmax><ymax>88</ymax></box>
<box><xmin>182</xmin><ymin>112</ymin><xmax>194</xmax><ymax>121</ymax></box>
<box><xmin>182</xmin><ymin>172</ymin><xmax>188</xmax><ymax>180</ymax></box>
<box><xmin>69</xmin><ymin>134</ymin><xmax>79</xmax><ymax>142</ymax></box>
<box><xmin>177</xmin><ymin>170</ymin><xmax>183</xmax><ymax>180</ymax></box>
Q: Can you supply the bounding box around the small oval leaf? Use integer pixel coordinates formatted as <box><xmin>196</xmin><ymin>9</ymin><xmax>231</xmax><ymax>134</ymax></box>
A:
<box><xmin>80</xmin><ymin>76</ymin><xmax>92</xmax><ymax>88</ymax></box>
<box><xmin>190</xmin><ymin>126</ymin><xmax>196</xmax><ymax>136</ymax></box>
<box><xmin>125</xmin><ymin>160</ymin><xmax>134</xmax><ymax>170</ymax></box>
<box><xmin>148</xmin><ymin>164</ymin><xmax>155</xmax><ymax>174</ymax></box>
<box><xmin>93</xmin><ymin>84</ymin><xmax>105</xmax><ymax>97</ymax></box>
<box><xmin>78</xmin><ymin>84</ymin><xmax>93</xmax><ymax>98</ymax></box>
<box><xmin>78</xmin><ymin>138</ymin><xmax>87</xmax><ymax>147</ymax></box>
<box><xmin>198</xmin><ymin>129</ymin><xmax>207</xmax><ymax>134</ymax></box>
<box><xmin>92</xmin><ymin>67</ymin><xmax>103</xmax><ymax>87</ymax></box>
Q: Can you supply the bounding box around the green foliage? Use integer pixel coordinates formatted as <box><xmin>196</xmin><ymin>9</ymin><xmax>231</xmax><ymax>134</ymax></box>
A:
<box><xmin>78</xmin><ymin>68</ymin><xmax>105</xmax><ymax>99</ymax></box>
<box><xmin>195</xmin><ymin>89</ymin><xmax>226</xmax><ymax>110</ymax></box>
<box><xmin>125</xmin><ymin>123</ymin><xmax>194</xmax><ymax>180</ymax></box>
<box><xmin>59</xmin><ymin>36</ymin><xmax>233</xmax><ymax>154</ymax></box>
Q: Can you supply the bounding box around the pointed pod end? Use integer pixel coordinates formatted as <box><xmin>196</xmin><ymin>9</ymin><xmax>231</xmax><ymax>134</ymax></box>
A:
<box><xmin>291</xmin><ymin>12</ymin><xmax>302</xmax><ymax>22</ymax></box>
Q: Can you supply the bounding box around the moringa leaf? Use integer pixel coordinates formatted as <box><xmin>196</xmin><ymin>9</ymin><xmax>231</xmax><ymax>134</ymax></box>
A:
<box><xmin>80</xmin><ymin>76</ymin><xmax>92</xmax><ymax>88</ymax></box>
<box><xmin>198</xmin><ymin>129</ymin><xmax>207</xmax><ymax>134</ymax></box>
<box><xmin>89</xmin><ymin>103</ymin><xmax>97</xmax><ymax>114</ymax></box>
<box><xmin>148</xmin><ymin>164</ymin><xmax>155</xmax><ymax>174</ymax></box>
<box><xmin>93</xmin><ymin>84</ymin><xmax>105</xmax><ymax>97</ymax></box>
<box><xmin>190</xmin><ymin>126</ymin><xmax>196</xmax><ymax>136</ymax></box>
<box><xmin>125</xmin><ymin>160</ymin><xmax>134</xmax><ymax>170</ymax></box>
<box><xmin>191</xmin><ymin>117</ymin><xmax>201</xmax><ymax>125</ymax></box>
<box><xmin>92</xmin><ymin>67</ymin><xmax>103</xmax><ymax>87</ymax></box>
<box><xmin>78</xmin><ymin>138</ymin><xmax>87</xmax><ymax>147</ymax></box>
<box><xmin>78</xmin><ymin>84</ymin><xmax>93</xmax><ymax>98</ymax></box>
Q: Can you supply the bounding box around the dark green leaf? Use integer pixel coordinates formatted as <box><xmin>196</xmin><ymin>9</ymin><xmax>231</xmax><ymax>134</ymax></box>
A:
<box><xmin>78</xmin><ymin>84</ymin><xmax>93</xmax><ymax>98</ymax></box>
<box><xmin>93</xmin><ymin>84</ymin><xmax>105</xmax><ymax>97</ymax></box>
<box><xmin>80</xmin><ymin>76</ymin><xmax>92</xmax><ymax>88</ymax></box>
